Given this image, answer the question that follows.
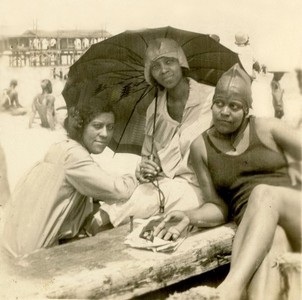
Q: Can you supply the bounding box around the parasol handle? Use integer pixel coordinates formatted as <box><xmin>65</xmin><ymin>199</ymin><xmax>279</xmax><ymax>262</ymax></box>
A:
<box><xmin>150</xmin><ymin>88</ymin><xmax>158</xmax><ymax>155</ymax></box>
<box><xmin>143</xmin><ymin>154</ymin><xmax>155</xmax><ymax>180</ymax></box>
<box><xmin>148</xmin><ymin>88</ymin><xmax>165</xmax><ymax>214</ymax></box>
<box><xmin>144</xmin><ymin>87</ymin><xmax>158</xmax><ymax>180</ymax></box>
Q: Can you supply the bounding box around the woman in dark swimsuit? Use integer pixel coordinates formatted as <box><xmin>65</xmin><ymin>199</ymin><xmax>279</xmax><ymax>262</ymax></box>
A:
<box><xmin>154</xmin><ymin>64</ymin><xmax>301</xmax><ymax>300</ymax></box>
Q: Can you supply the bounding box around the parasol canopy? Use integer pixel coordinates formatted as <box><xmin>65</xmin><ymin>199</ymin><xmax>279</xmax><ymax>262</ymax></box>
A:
<box><xmin>62</xmin><ymin>26</ymin><xmax>239</xmax><ymax>154</ymax></box>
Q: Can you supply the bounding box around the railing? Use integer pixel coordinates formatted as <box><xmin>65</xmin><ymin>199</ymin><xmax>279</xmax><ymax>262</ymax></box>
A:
<box><xmin>6</xmin><ymin>48</ymin><xmax>87</xmax><ymax>67</ymax></box>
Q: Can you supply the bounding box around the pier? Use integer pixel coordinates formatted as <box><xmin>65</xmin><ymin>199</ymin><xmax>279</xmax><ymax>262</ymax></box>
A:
<box><xmin>0</xmin><ymin>29</ymin><xmax>112</xmax><ymax>67</ymax></box>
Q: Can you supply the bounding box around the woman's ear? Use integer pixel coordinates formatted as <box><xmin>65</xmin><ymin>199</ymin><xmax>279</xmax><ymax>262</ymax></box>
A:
<box><xmin>244</xmin><ymin>108</ymin><xmax>250</xmax><ymax>115</ymax></box>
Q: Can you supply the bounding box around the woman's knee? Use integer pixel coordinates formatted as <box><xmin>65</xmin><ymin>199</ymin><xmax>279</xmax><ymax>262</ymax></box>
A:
<box><xmin>248</xmin><ymin>184</ymin><xmax>277</xmax><ymax>209</ymax></box>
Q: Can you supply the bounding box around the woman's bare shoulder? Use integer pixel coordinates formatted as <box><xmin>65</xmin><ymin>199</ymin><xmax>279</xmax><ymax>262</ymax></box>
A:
<box><xmin>254</xmin><ymin>116</ymin><xmax>296</xmax><ymax>134</ymax></box>
<box><xmin>190</xmin><ymin>133</ymin><xmax>208</xmax><ymax>162</ymax></box>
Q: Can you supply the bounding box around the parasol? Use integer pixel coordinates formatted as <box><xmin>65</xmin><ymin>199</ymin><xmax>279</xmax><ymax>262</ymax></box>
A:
<box><xmin>62</xmin><ymin>26</ymin><xmax>239</xmax><ymax>154</ymax></box>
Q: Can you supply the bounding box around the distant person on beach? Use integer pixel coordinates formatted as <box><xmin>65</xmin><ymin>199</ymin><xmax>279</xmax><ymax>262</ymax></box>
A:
<box><xmin>234</xmin><ymin>32</ymin><xmax>260</xmax><ymax>80</ymax></box>
<box><xmin>270</xmin><ymin>72</ymin><xmax>285</xmax><ymax>119</ymax></box>
<box><xmin>153</xmin><ymin>64</ymin><xmax>301</xmax><ymax>300</ymax></box>
<box><xmin>4</xmin><ymin>80</ymin><xmax>23</xmax><ymax>109</ymax></box>
<box><xmin>2</xmin><ymin>103</ymin><xmax>138</xmax><ymax>257</ymax></box>
<box><xmin>29</xmin><ymin>79</ymin><xmax>56</xmax><ymax>130</ymax></box>
<box><xmin>52</xmin><ymin>67</ymin><xmax>57</xmax><ymax>79</ymax></box>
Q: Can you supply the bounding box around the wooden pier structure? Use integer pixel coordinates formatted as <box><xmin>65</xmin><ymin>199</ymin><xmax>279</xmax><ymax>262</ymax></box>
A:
<box><xmin>0</xmin><ymin>29</ymin><xmax>112</xmax><ymax>67</ymax></box>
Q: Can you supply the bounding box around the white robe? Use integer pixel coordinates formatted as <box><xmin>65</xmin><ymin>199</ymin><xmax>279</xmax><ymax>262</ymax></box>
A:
<box><xmin>1</xmin><ymin>139</ymin><xmax>137</xmax><ymax>257</ymax></box>
<box><xmin>101</xmin><ymin>78</ymin><xmax>214</xmax><ymax>226</ymax></box>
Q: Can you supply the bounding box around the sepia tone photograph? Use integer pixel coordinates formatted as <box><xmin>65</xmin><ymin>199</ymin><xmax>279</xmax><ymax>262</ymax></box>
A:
<box><xmin>0</xmin><ymin>0</ymin><xmax>301</xmax><ymax>299</ymax></box>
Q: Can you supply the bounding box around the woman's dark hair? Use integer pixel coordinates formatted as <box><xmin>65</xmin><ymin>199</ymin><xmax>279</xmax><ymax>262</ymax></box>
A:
<box><xmin>64</xmin><ymin>101</ymin><xmax>115</xmax><ymax>142</ymax></box>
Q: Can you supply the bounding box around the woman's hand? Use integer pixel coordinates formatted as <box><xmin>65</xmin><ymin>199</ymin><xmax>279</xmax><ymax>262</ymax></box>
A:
<box><xmin>135</xmin><ymin>157</ymin><xmax>161</xmax><ymax>183</ymax></box>
<box><xmin>153</xmin><ymin>211</ymin><xmax>190</xmax><ymax>241</ymax></box>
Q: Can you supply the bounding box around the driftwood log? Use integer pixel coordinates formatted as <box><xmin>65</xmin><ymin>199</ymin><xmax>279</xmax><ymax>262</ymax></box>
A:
<box><xmin>1</xmin><ymin>222</ymin><xmax>236</xmax><ymax>299</ymax></box>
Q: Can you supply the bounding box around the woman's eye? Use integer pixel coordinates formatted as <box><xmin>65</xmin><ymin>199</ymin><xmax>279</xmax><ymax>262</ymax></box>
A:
<box><xmin>229</xmin><ymin>103</ymin><xmax>242</xmax><ymax>111</ymax></box>
<box><xmin>151</xmin><ymin>64</ymin><xmax>160</xmax><ymax>71</ymax></box>
<box><xmin>93</xmin><ymin>124</ymin><xmax>103</xmax><ymax>130</ymax></box>
<box><xmin>165</xmin><ymin>58</ymin><xmax>176</xmax><ymax>65</ymax></box>
<box><xmin>214</xmin><ymin>100</ymin><xmax>224</xmax><ymax>108</ymax></box>
<box><xmin>107</xmin><ymin>124</ymin><xmax>115</xmax><ymax>131</ymax></box>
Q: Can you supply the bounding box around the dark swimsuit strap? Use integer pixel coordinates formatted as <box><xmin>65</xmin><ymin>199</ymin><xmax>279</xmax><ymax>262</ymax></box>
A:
<box><xmin>205</xmin><ymin>116</ymin><xmax>256</xmax><ymax>154</ymax></box>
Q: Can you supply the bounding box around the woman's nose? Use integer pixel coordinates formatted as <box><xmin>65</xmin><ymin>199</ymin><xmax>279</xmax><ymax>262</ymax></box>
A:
<box><xmin>99</xmin><ymin>127</ymin><xmax>108</xmax><ymax>137</ymax></box>
<box><xmin>221</xmin><ymin>105</ymin><xmax>231</xmax><ymax>115</ymax></box>
<box><xmin>159</xmin><ymin>63</ymin><xmax>168</xmax><ymax>73</ymax></box>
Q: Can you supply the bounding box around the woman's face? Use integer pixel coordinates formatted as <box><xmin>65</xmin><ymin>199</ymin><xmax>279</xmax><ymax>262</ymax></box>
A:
<box><xmin>150</xmin><ymin>57</ymin><xmax>183</xmax><ymax>89</ymax></box>
<box><xmin>212</xmin><ymin>98</ymin><xmax>245</xmax><ymax>134</ymax></box>
<box><xmin>81</xmin><ymin>112</ymin><xmax>115</xmax><ymax>154</ymax></box>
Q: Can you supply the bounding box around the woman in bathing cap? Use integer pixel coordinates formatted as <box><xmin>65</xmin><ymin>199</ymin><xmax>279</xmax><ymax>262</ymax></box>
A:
<box><xmin>100</xmin><ymin>38</ymin><xmax>216</xmax><ymax>227</ymax></box>
<box><xmin>154</xmin><ymin>63</ymin><xmax>301</xmax><ymax>300</ymax></box>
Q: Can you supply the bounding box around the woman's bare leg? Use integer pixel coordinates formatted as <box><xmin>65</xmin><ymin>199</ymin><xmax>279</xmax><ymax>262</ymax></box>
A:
<box><xmin>218</xmin><ymin>185</ymin><xmax>301</xmax><ymax>300</ymax></box>
<box><xmin>247</xmin><ymin>226</ymin><xmax>292</xmax><ymax>300</ymax></box>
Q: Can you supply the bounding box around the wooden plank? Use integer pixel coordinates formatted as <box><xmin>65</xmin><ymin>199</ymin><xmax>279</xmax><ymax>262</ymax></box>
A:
<box><xmin>2</xmin><ymin>222</ymin><xmax>236</xmax><ymax>299</ymax></box>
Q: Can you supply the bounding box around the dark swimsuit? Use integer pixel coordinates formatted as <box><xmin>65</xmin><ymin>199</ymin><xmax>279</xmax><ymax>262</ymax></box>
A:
<box><xmin>203</xmin><ymin>116</ymin><xmax>297</xmax><ymax>224</ymax></box>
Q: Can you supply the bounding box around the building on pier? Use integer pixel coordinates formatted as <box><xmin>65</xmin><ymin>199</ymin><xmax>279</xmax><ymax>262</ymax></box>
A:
<box><xmin>0</xmin><ymin>29</ymin><xmax>112</xmax><ymax>67</ymax></box>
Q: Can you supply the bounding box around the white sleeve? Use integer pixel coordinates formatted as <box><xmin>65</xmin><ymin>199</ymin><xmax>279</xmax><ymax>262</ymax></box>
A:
<box><xmin>65</xmin><ymin>146</ymin><xmax>138</xmax><ymax>201</ymax></box>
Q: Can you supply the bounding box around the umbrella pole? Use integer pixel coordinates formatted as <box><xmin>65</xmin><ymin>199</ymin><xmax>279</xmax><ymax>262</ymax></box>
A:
<box><xmin>148</xmin><ymin>88</ymin><xmax>165</xmax><ymax>214</ymax></box>
<box><xmin>149</xmin><ymin>87</ymin><xmax>158</xmax><ymax>156</ymax></box>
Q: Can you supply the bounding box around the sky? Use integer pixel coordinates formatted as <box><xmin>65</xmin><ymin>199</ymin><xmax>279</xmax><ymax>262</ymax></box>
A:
<box><xmin>0</xmin><ymin>0</ymin><xmax>302</xmax><ymax>69</ymax></box>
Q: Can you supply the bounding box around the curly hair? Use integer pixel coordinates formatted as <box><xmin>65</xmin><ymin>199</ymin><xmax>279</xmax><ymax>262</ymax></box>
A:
<box><xmin>64</xmin><ymin>101</ymin><xmax>115</xmax><ymax>142</ymax></box>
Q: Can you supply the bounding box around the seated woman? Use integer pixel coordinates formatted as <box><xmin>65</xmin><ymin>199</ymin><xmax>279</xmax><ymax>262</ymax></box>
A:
<box><xmin>1</xmin><ymin>102</ymin><xmax>138</xmax><ymax>257</ymax></box>
<box><xmin>100</xmin><ymin>38</ymin><xmax>214</xmax><ymax>227</ymax></box>
<box><xmin>29</xmin><ymin>79</ymin><xmax>56</xmax><ymax>130</ymax></box>
<box><xmin>6</xmin><ymin>79</ymin><xmax>23</xmax><ymax>108</ymax></box>
<box><xmin>154</xmin><ymin>64</ymin><xmax>301</xmax><ymax>300</ymax></box>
